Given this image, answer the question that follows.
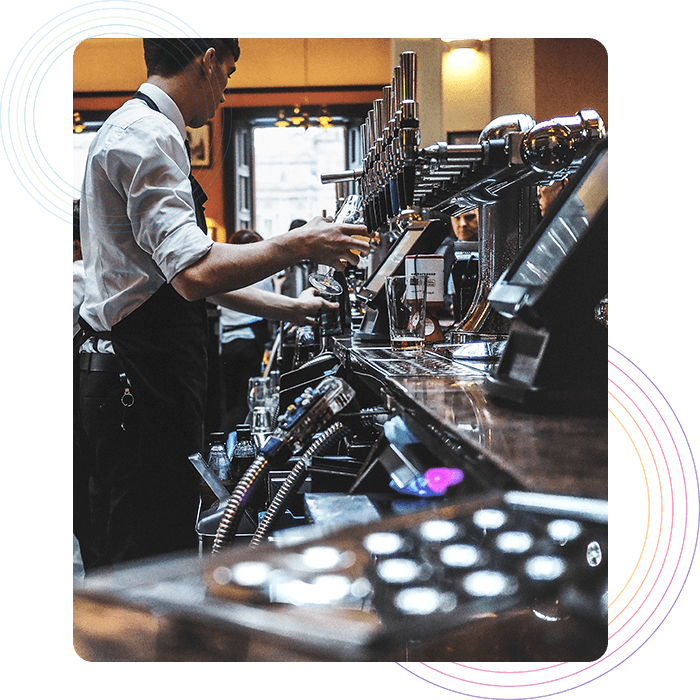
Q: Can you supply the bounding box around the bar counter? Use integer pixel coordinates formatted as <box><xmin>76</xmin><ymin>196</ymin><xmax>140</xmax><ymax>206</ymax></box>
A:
<box><xmin>330</xmin><ymin>337</ymin><xmax>607</xmax><ymax>501</ymax></box>
<box><xmin>74</xmin><ymin>336</ymin><xmax>607</xmax><ymax>663</ymax></box>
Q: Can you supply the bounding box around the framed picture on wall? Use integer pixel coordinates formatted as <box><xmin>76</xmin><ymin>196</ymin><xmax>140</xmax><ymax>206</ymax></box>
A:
<box><xmin>186</xmin><ymin>123</ymin><xmax>211</xmax><ymax>168</ymax></box>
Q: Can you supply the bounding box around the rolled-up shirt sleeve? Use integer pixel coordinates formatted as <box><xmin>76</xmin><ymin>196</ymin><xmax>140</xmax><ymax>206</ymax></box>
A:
<box><xmin>81</xmin><ymin>98</ymin><xmax>217</xmax><ymax>331</ymax></box>
<box><xmin>152</xmin><ymin>220</ymin><xmax>213</xmax><ymax>282</ymax></box>
<box><xmin>112</xmin><ymin>118</ymin><xmax>213</xmax><ymax>282</ymax></box>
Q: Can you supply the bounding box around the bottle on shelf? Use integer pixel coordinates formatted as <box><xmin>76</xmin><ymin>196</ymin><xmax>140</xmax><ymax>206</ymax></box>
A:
<box><xmin>231</xmin><ymin>423</ymin><xmax>264</xmax><ymax>513</ymax></box>
<box><xmin>230</xmin><ymin>424</ymin><xmax>257</xmax><ymax>482</ymax></box>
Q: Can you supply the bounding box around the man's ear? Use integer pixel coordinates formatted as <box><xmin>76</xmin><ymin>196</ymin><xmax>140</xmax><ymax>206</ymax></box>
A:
<box><xmin>201</xmin><ymin>47</ymin><xmax>217</xmax><ymax>76</ymax></box>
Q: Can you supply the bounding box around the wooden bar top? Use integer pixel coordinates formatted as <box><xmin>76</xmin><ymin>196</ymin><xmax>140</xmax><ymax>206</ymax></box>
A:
<box><xmin>73</xmin><ymin>337</ymin><xmax>608</xmax><ymax>663</ymax></box>
<box><xmin>331</xmin><ymin>338</ymin><xmax>607</xmax><ymax>500</ymax></box>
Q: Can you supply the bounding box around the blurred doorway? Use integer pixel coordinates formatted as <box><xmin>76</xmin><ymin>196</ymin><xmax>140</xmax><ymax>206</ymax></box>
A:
<box><xmin>223</xmin><ymin>105</ymin><xmax>368</xmax><ymax>238</ymax></box>
<box><xmin>253</xmin><ymin>125</ymin><xmax>345</xmax><ymax>238</ymax></box>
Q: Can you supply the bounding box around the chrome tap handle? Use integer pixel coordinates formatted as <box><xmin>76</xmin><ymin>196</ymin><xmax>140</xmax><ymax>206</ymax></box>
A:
<box><xmin>520</xmin><ymin>109</ymin><xmax>605</xmax><ymax>173</ymax></box>
<box><xmin>367</xmin><ymin>109</ymin><xmax>376</xmax><ymax>163</ymax></box>
<box><xmin>382</xmin><ymin>85</ymin><xmax>393</xmax><ymax>143</ymax></box>
<box><xmin>399</xmin><ymin>51</ymin><xmax>419</xmax><ymax>126</ymax></box>
<box><xmin>373</xmin><ymin>98</ymin><xmax>384</xmax><ymax>149</ymax></box>
<box><xmin>392</xmin><ymin>66</ymin><xmax>401</xmax><ymax>124</ymax></box>
<box><xmin>320</xmin><ymin>168</ymin><xmax>363</xmax><ymax>185</ymax></box>
<box><xmin>360</xmin><ymin>121</ymin><xmax>370</xmax><ymax>172</ymax></box>
<box><xmin>520</xmin><ymin>121</ymin><xmax>577</xmax><ymax>172</ymax></box>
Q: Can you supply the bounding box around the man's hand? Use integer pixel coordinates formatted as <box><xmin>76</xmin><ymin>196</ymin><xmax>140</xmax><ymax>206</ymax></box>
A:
<box><xmin>289</xmin><ymin>287</ymin><xmax>339</xmax><ymax>327</ymax></box>
<box><xmin>173</xmin><ymin>215</ymin><xmax>371</xmax><ymax>302</ymax></box>
<box><xmin>210</xmin><ymin>286</ymin><xmax>338</xmax><ymax>328</ymax></box>
<box><xmin>290</xmin><ymin>215</ymin><xmax>370</xmax><ymax>269</ymax></box>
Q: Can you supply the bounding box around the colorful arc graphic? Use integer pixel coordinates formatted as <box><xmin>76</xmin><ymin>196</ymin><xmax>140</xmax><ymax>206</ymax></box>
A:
<box><xmin>396</xmin><ymin>346</ymin><xmax>699</xmax><ymax>698</ymax></box>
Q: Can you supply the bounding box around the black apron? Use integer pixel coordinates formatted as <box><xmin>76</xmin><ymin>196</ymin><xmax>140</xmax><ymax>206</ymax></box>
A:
<box><xmin>80</xmin><ymin>92</ymin><xmax>211</xmax><ymax>565</ymax></box>
<box><xmin>107</xmin><ymin>282</ymin><xmax>208</xmax><ymax>560</ymax></box>
<box><xmin>118</xmin><ymin>89</ymin><xmax>210</xmax><ymax>453</ymax></box>
<box><xmin>119</xmin><ymin>90</ymin><xmax>209</xmax><ymax>432</ymax></box>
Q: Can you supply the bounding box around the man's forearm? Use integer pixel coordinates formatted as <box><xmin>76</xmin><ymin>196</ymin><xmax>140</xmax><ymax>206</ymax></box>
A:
<box><xmin>211</xmin><ymin>286</ymin><xmax>333</xmax><ymax>327</ymax></box>
<box><xmin>210</xmin><ymin>287</ymin><xmax>298</xmax><ymax>321</ymax></box>
<box><xmin>171</xmin><ymin>216</ymin><xmax>368</xmax><ymax>302</ymax></box>
<box><xmin>173</xmin><ymin>237</ymin><xmax>296</xmax><ymax>301</ymax></box>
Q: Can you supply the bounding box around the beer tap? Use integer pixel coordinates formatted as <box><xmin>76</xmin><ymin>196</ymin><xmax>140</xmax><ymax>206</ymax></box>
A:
<box><xmin>389</xmin><ymin>66</ymin><xmax>402</xmax><ymax>215</ymax></box>
<box><xmin>359</xmin><ymin>121</ymin><xmax>373</xmax><ymax>232</ymax></box>
<box><xmin>319</xmin><ymin>51</ymin><xmax>421</xmax><ymax>229</ymax></box>
<box><xmin>381</xmin><ymin>85</ymin><xmax>395</xmax><ymax>219</ymax></box>
<box><xmin>411</xmin><ymin>142</ymin><xmax>481</xmax><ymax>210</ymax></box>
<box><xmin>366</xmin><ymin>109</ymin><xmax>381</xmax><ymax>232</ymax></box>
<box><xmin>520</xmin><ymin>109</ymin><xmax>606</xmax><ymax>175</ymax></box>
<box><xmin>320</xmin><ymin>75</ymin><xmax>606</xmax><ymax>343</ymax></box>
<box><xmin>444</xmin><ymin>111</ymin><xmax>605</xmax><ymax>338</ymax></box>
<box><xmin>397</xmin><ymin>51</ymin><xmax>420</xmax><ymax>211</ymax></box>
<box><xmin>408</xmin><ymin>111</ymin><xmax>605</xmax><ymax>214</ymax></box>
<box><xmin>372</xmin><ymin>98</ymin><xmax>388</xmax><ymax>226</ymax></box>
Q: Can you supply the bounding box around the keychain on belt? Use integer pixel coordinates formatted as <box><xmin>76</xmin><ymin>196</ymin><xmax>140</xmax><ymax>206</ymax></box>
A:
<box><xmin>119</xmin><ymin>372</ymin><xmax>134</xmax><ymax>430</ymax></box>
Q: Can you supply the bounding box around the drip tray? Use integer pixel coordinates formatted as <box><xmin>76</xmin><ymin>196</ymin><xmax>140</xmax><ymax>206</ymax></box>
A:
<box><xmin>358</xmin><ymin>348</ymin><xmax>487</xmax><ymax>378</ymax></box>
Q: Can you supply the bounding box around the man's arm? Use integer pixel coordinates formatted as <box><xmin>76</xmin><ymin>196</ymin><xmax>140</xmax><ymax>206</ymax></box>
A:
<box><xmin>210</xmin><ymin>286</ymin><xmax>337</xmax><ymax>328</ymax></box>
<box><xmin>172</xmin><ymin>216</ymin><xmax>368</xmax><ymax>301</ymax></box>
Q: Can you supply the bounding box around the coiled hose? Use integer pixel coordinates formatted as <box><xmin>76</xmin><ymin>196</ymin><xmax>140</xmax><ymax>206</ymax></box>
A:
<box><xmin>249</xmin><ymin>421</ymin><xmax>349</xmax><ymax>548</ymax></box>
<box><xmin>212</xmin><ymin>406</ymin><xmax>382</xmax><ymax>553</ymax></box>
<box><xmin>211</xmin><ymin>453</ymin><xmax>270</xmax><ymax>554</ymax></box>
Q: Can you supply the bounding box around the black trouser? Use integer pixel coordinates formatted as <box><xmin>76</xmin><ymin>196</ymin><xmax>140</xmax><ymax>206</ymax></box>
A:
<box><xmin>78</xmin><ymin>362</ymin><xmax>200</xmax><ymax>571</ymax></box>
<box><xmin>73</xmin><ymin>357</ymin><xmax>97</xmax><ymax>570</ymax></box>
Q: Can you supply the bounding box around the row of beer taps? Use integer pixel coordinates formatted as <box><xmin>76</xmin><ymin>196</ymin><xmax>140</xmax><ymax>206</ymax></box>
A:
<box><xmin>322</xmin><ymin>50</ymin><xmax>606</xmax><ymax>230</ymax></box>
<box><xmin>419</xmin><ymin>108</ymin><xmax>606</xmax><ymax>216</ymax></box>
<box><xmin>322</xmin><ymin>51</ymin><xmax>421</xmax><ymax>233</ymax></box>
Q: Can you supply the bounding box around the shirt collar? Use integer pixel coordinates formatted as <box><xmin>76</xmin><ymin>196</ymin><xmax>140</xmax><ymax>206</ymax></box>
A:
<box><xmin>137</xmin><ymin>82</ymin><xmax>187</xmax><ymax>141</ymax></box>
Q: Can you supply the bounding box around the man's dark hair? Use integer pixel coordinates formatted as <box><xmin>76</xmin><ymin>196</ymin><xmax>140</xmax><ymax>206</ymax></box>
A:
<box><xmin>143</xmin><ymin>38</ymin><xmax>240</xmax><ymax>77</ymax></box>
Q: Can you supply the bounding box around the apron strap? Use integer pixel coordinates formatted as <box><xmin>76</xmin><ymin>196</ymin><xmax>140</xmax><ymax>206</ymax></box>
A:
<box><xmin>131</xmin><ymin>91</ymin><xmax>208</xmax><ymax>233</ymax></box>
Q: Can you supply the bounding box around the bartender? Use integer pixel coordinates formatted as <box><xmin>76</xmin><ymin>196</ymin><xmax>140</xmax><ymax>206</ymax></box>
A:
<box><xmin>76</xmin><ymin>37</ymin><xmax>369</xmax><ymax>571</ymax></box>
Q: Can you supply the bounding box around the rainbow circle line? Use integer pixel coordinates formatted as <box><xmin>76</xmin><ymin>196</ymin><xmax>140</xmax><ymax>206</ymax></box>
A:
<box><xmin>606</xmin><ymin>387</ymin><xmax>660</xmax><ymax>630</ymax></box>
<box><xmin>395</xmin><ymin>347</ymin><xmax>698</xmax><ymax>698</ymax></box>
<box><xmin>610</xmin><ymin>386</ymin><xmax>664</xmax><ymax>638</ymax></box>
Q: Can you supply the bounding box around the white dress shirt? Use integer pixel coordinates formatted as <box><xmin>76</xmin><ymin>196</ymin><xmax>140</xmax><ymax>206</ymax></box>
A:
<box><xmin>73</xmin><ymin>259</ymin><xmax>85</xmax><ymax>338</ymax></box>
<box><xmin>79</xmin><ymin>82</ymin><xmax>213</xmax><ymax>333</ymax></box>
<box><xmin>219</xmin><ymin>275</ymin><xmax>275</xmax><ymax>343</ymax></box>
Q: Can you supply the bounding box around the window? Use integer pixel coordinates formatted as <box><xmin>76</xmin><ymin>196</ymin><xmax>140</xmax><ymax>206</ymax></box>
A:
<box><xmin>234</xmin><ymin>126</ymin><xmax>253</xmax><ymax>231</ymax></box>
<box><xmin>253</xmin><ymin>125</ymin><xmax>346</xmax><ymax>238</ymax></box>
<box><xmin>223</xmin><ymin>105</ymin><xmax>369</xmax><ymax>238</ymax></box>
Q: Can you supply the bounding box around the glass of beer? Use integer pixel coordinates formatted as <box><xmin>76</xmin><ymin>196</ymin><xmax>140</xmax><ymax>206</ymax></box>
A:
<box><xmin>349</xmin><ymin>230</ymin><xmax>380</xmax><ymax>256</ymax></box>
<box><xmin>386</xmin><ymin>274</ymin><xmax>428</xmax><ymax>351</ymax></box>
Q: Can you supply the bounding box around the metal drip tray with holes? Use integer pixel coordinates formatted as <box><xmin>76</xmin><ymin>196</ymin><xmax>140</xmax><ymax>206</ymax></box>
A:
<box><xmin>358</xmin><ymin>348</ymin><xmax>486</xmax><ymax>378</ymax></box>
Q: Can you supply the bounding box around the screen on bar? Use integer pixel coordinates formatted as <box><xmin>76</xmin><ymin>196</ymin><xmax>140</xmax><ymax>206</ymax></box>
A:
<box><xmin>488</xmin><ymin>137</ymin><xmax>608</xmax><ymax>319</ymax></box>
<box><xmin>359</xmin><ymin>226</ymin><xmax>427</xmax><ymax>301</ymax></box>
<box><xmin>509</xmin><ymin>148</ymin><xmax>607</xmax><ymax>289</ymax></box>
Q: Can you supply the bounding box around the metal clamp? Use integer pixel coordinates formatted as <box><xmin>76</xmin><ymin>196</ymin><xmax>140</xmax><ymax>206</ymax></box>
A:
<box><xmin>119</xmin><ymin>372</ymin><xmax>134</xmax><ymax>430</ymax></box>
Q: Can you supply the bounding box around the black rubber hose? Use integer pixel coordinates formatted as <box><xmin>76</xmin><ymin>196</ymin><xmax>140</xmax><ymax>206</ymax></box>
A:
<box><xmin>211</xmin><ymin>454</ymin><xmax>269</xmax><ymax>554</ymax></box>
<box><xmin>249</xmin><ymin>422</ymin><xmax>349</xmax><ymax>548</ymax></box>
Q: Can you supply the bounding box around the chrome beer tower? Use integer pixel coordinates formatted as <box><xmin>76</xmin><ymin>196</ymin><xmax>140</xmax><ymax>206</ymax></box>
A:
<box><xmin>321</xmin><ymin>52</ymin><xmax>606</xmax><ymax>339</ymax></box>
